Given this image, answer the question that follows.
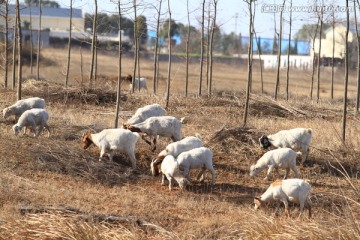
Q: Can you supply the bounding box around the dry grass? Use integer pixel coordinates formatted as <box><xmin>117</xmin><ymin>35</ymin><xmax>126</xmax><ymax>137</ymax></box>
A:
<box><xmin>0</xmin><ymin>47</ymin><xmax>359</xmax><ymax>239</ymax></box>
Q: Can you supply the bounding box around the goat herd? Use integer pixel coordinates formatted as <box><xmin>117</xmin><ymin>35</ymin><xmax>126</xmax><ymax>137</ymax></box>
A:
<box><xmin>2</xmin><ymin>97</ymin><xmax>313</xmax><ymax>218</ymax></box>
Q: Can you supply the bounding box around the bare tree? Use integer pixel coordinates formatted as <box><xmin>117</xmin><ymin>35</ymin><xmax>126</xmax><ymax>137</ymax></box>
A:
<box><xmin>249</xmin><ymin>4</ymin><xmax>256</xmax><ymax>93</ymax></box>
<box><xmin>342</xmin><ymin>0</ymin><xmax>349</xmax><ymax>141</ymax></box>
<box><xmin>206</xmin><ymin>0</ymin><xmax>211</xmax><ymax>91</ymax></box>
<box><xmin>355</xmin><ymin>0</ymin><xmax>360</xmax><ymax>113</ymax></box>
<box><xmin>89</xmin><ymin>0</ymin><xmax>98</xmax><ymax>87</ymax></box>
<box><xmin>152</xmin><ymin>0</ymin><xmax>162</xmax><ymax>95</ymax></box>
<box><xmin>316</xmin><ymin>6</ymin><xmax>324</xmax><ymax>103</ymax></box>
<box><xmin>12</xmin><ymin>10</ymin><xmax>17</xmax><ymax>89</ymax></box>
<box><xmin>36</xmin><ymin>0</ymin><xmax>42</xmax><ymax>80</ymax></box>
<box><xmin>94</xmin><ymin>37</ymin><xmax>98</xmax><ymax>82</ymax></box>
<box><xmin>310</xmin><ymin>18</ymin><xmax>320</xmax><ymax>99</ymax></box>
<box><xmin>16</xmin><ymin>0</ymin><xmax>22</xmax><ymax>100</ymax></box>
<box><xmin>3</xmin><ymin>0</ymin><xmax>9</xmax><ymax>88</ymax></box>
<box><xmin>136</xmin><ymin>19</ymin><xmax>140</xmax><ymax>92</ymax></box>
<box><xmin>64</xmin><ymin>0</ymin><xmax>73</xmax><ymax>88</ymax></box>
<box><xmin>243</xmin><ymin>0</ymin><xmax>253</xmax><ymax>126</ymax></box>
<box><xmin>29</xmin><ymin>1</ymin><xmax>34</xmax><ymax>75</ymax></box>
<box><xmin>331</xmin><ymin>4</ymin><xmax>335</xmax><ymax>100</ymax></box>
<box><xmin>207</xmin><ymin>0</ymin><xmax>217</xmax><ymax>96</ymax></box>
<box><xmin>198</xmin><ymin>0</ymin><xmax>205</xmax><ymax>96</ymax></box>
<box><xmin>285</xmin><ymin>0</ymin><xmax>292</xmax><ymax>101</ymax></box>
<box><xmin>274</xmin><ymin>0</ymin><xmax>285</xmax><ymax>100</ymax></box>
<box><xmin>114</xmin><ymin>0</ymin><xmax>122</xmax><ymax>128</ymax></box>
<box><xmin>165</xmin><ymin>0</ymin><xmax>171</xmax><ymax>108</ymax></box>
<box><xmin>79</xmin><ymin>42</ymin><xmax>84</xmax><ymax>86</ymax></box>
<box><xmin>185</xmin><ymin>0</ymin><xmax>190</xmax><ymax>97</ymax></box>
<box><xmin>132</xmin><ymin>0</ymin><xmax>138</xmax><ymax>93</ymax></box>
<box><xmin>253</xmin><ymin>31</ymin><xmax>264</xmax><ymax>94</ymax></box>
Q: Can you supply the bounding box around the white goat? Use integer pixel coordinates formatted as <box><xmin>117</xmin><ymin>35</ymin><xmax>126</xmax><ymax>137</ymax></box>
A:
<box><xmin>158</xmin><ymin>155</ymin><xmax>190</xmax><ymax>191</ymax></box>
<box><xmin>150</xmin><ymin>136</ymin><xmax>203</xmax><ymax>176</ymax></box>
<box><xmin>125</xmin><ymin>103</ymin><xmax>166</xmax><ymax>125</ymax></box>
<box><xmin>82</xmin><ymin>128</ymin><xmax>139</xmax><ymax>169</ymax></box>
<box><xmin>124</xmin><ymin>116</ymin><xmax>182</xmax><ymax>152</ymax></box>
<box><xmin>254</xmin><ymin>178</ymin><xmax>312</xmax><ymax>217</ymax></box>
<box><xmin>259</xmin><ymin>128</ymin><xmax>312</xmax><ymax>164</ymax></box>
<box><xmin>124</xmin><ymin>74</ymin><xmax>147</xmax><ymax>92</ymax></box>
<box><xmin>3</xmin><ymin>97</ymin><xmax>45</xmax><ymax>121</ymax></box>
<box><xmin>12</xmin><ymin>108</ymin><xmax>50</xmax><ymax>137</ymax></box>
<box><xmin>250</xmin><ymin>148</ymin><xmax>299</xmax><ymax>181</ymax></box>
<box><xmin>177</xmin><ymin>147</ymin><xmax>216</xmax><ymax>184</ymax></box>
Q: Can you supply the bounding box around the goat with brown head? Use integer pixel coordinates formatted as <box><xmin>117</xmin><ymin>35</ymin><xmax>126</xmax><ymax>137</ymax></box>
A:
<box><xmin>125</xmin><ymin>125</ymin><xmax>142</xmax><ymax>133</ymax></box>
<box><xmin>82</xmin><ymin>132</ymin><xmax>94</xmax><ymax>149</ymax></box>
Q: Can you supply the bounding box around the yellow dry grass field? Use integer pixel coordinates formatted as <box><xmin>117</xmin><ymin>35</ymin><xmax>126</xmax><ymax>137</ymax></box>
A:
<box><xmin>0</xmin><ymin>47</ymin><xmax>359</xmax><ymax>239</ymax></box>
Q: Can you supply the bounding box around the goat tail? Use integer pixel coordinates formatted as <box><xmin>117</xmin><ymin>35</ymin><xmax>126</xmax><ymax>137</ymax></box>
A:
<box><xmin>303</xmin><ymin>178</ymin><xmax>311</xmax><ymax>184</ymax></box>
<box><xmin>195</xmin><ymin>132</ymin><xmax>202</xmax><ymax>140</ymax></box>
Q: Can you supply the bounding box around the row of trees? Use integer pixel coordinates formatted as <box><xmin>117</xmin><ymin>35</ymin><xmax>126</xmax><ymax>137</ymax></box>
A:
<box><xmin>243</xmin><ymin>0</ymin><xmax>357</xmax><ymax>142</ymax></box>
<box><xmin>0</xmin><ymin>0</ymin><xmax>358</xmax><ymax>142</ymax></box>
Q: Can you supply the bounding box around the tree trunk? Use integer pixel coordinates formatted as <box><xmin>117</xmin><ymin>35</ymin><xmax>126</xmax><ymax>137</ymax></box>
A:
<box><xmin>114</xmin><ymin>1</ymin><xmax>122</xmax><ymax>128</ymax></box>
<box><xmin>29</xmin><ymin>2</ymin><xmax>33</xmax><ymax>75</ymax></box>
<box><xmin>12</xmin><ymin>11</ymin><xmax>17</xmax><ymax>90</ymax></box>
<box><xmin>137</xmin><ymin>38</ymin><xmax>140</xmax><ymax>92</ymax></box>
<box><xmin>254</xmin><ymin>32</ymin><xmax>263</xmax><ymax>94</ymax></box>
<box><xmin>342</xmin><ymin>0</ymin><xmax>349</xmax><ymax>141</ymax></box>
<box><xmin>316</xmin><ymin>15</ymin><xmax>323</xmax><ymax>103</ymax></box>
<box><xmin>16</xmin><ymin>0</ymin><xmax>22</xmax><ymax>101</ymax></box>
<box><xmin>354</xmin><ymin>0</ymin><xmax>360</xmax><ymax>113</ymax></box>
<box><xmin>89</xmin><ymin>0</ymin><xmax>97</xmax><ymax>87</ymax></box>
<box><xmin>274</xmin><ymin>0</ymin><xmax>285</xmax><ymax>100</ymax></box>
<box><xmin>65</xmin><ymin>0</ymin><xmax>73</xmax><ymax>88</ymax></box>
<box><xmin>331</xmin><ymin>9</ymin><xmax>335</xmax><ymax>100</ymax></box>
<box><xmin>3</xmin><ymin>0</ymin><xmax>9</xmax><ymax>88</ymax></box>
<box><xmin>185</xmin><ymin>0</ymin><xmax>190</xmax><ymax>97</ymax></box>
<box><xmin>310</xmin><ymin>18</ymin><xmax>320</xmax><ymax>100</ymax></box>
<box><xmin>94</xmin><ymin>37</ymin><xmax>98</xmax><ymax>83</ymax></box>
<box><xmin>36</xmin><ymin>0</ymin><xmax>42</xmax><ymax>80</ymax></box>
<box><xmin>132</xmin><ymin>0</ymin><xmax>137</xmax><ymax>93</ymax></box>
<box><xmin>285</xmin><ymin>0</ymin><xmax>292</xmax><ymax>101</ymax></box>
<box><xmin>198</xmin><ymin>0</ymin><xmax>205</xmax><ymax>96</ymax></box>
<box><xmin>208</xmin><ymin>0</ymin><xmax>217</xmax><ymax>96</ymax></box>
<box><xmin>165</xmin><ymin>0</ymin><xmax>172</xmax><ymax>108</ymax></box>
<box><xmin>243</xmin><ymin>0</ymin><xmax>253</xmax><ymax>126</ymax></box>
<box><xmin>206</xmin><ymin>1</ymin><xmax>211</xmax><ymax>91</ymax></box>
<box><xmin>80</xmin><ymin>42</ymin><xmax>84</xmax><ymax>86</ymax></box>
<box><xmin>152</xmin><ymin>0</ymin><xmax>162</xmax><ymax>95</ymax></box>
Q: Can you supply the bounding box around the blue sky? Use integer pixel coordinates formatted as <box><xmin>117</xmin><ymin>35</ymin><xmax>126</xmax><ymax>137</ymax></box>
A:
<box><xmin>38</xmin><ymin>0</ymin><xmax>354</xmax><ymax>39</ymax></box>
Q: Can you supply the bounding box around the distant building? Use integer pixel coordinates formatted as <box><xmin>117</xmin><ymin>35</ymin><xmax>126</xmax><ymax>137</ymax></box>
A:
<box><xmin>311</xmin><ymin>23</ymin><xmax>354</xmax><ymax>66</ymax></box>
<box><xmin>0</xmin><ymin>4</ymin><xmax>85</xmax><ymax>46</ymax></box>
<box><xmin>0</xmin><ymin>4</ymin><xmax>130</xmax><ymax>47</ymax></box>
<box><xmin>246</xmin><ymin>54</ymin><xmax>312</xmax><ymax>70</ymax></box>
<box><xmin>241</xmin><ymin>36</ymin><xmax>311</xmax><ymax>55</ymax></box>
<box><xmin>3</xmin><ymin>4</ymin><xmax>84</xmax><ymax>32</ymax></box>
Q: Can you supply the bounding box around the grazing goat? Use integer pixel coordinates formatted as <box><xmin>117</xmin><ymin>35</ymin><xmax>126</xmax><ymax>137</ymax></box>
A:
<box><xmin>250</xmin><ymin>148</ymin><xmax>299</xmax><ymax>180</ymax></box>
<box><xmin>254</xmin><ymin>178</ymin><xmax>312</xmax><ymax>217</ymax></box>
<box><xmin>159</xmin><ymin>155</ymin><xmax>190</xmax><ymax>191</ymax></box>
<box><xmin>259</xmin><ymin>128</ymin><xmax>312</xmax><ymax>164</ymax></box>
<box><xmin>125</xmin><ymin>103</ymin><xmax>166</xmax><ymax>125</ymax></box>
<box><xmin>3</xmin><ymin>97</ymin><xmax>45</xmax><ymax>121</ymax></box>
<box><xmin>124</xmin><ymin>116</ymin><xmax>182</xmax><ymax>152</ymax></box>
<box><xmin>177</xmin><ymin>147</ymin><xmax>216</xmax><ymax>184</ymax></box>
<box><xmin>151</xmin><ymin>136</ymin><xmax>203</xmax><ymax>176</ymax></box>
<box><xmin>12</xmin><ymin>108</ymin><xmax>50</xmax><ymax>137</ymax></box>
<box><xmin>124</xmin><ymin>74</ymin><xmax>148</xmax><ymax>92</ymax></box>
<box><xmin>82</xmin><ymin>128</ymin><xmax>139</xmax><ymax>169</ymax></box>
